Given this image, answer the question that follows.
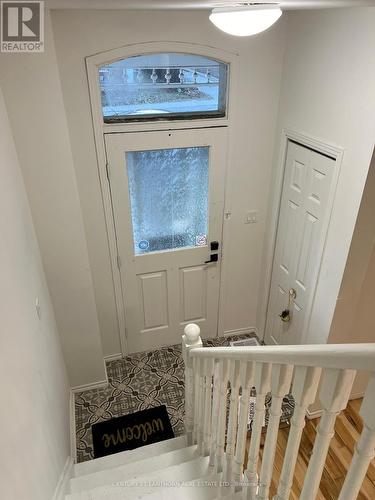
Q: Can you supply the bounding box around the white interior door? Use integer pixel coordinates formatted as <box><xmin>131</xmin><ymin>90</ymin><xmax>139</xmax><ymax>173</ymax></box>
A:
<box><xmin>266</xmin><ymin>141</ymin><xmax>336</xmax><ymax>345</ymax></box>
<box><xmin>105</xmin><ymin>128</ymin><xmax>227</xmax><ymax>353</ymax></box>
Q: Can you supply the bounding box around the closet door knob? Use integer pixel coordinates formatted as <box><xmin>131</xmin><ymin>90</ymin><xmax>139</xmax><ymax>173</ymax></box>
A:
<box><xmin>279</xmin><ymin>309</ymin><xmax>291</xmax><ymax>322</ymax></box>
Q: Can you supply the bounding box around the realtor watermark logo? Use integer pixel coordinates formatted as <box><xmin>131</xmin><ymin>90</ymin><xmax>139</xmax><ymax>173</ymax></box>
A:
<box><xmin>1</xmin><ymin>1</ymin><xmax>44</xmax><ymax>52</ymax></box>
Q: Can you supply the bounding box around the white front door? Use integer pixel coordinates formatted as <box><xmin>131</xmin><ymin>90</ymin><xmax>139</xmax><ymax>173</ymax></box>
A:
<box><xmin>105</xmin><ymin>128</ymin><xmax>227</xmax><ymax>353</ymax></box>
<box><xmin>266</xmin><ymin>141</ymin><xmax>336</xmax><ymax>345</ymax></box>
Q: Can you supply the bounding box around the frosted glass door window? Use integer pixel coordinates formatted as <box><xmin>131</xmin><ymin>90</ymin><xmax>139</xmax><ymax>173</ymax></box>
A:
<box><xmin>126</xmin><ymin>146</ymin><xmax>209</xmax><ymax>255</ymax></box>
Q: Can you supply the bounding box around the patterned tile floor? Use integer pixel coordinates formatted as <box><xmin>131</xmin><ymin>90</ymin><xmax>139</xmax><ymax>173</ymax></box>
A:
<box><xmin>75</xmin><ymin>334</ymin><xmax>295</xmax><ymax>463</ymax></box>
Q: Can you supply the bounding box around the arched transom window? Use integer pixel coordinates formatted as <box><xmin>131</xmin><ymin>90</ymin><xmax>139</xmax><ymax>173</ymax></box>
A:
<box><xmin>98</xmin><ymin>52</ymin><xmax>229</xmax><ymax>123</ymax></box>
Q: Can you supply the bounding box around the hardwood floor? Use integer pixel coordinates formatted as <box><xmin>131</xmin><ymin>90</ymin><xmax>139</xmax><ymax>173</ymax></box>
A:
<box><xmin>247</xmin><ymin>398</ymin><xmax>375</xmax><ymax>499</ymax></box>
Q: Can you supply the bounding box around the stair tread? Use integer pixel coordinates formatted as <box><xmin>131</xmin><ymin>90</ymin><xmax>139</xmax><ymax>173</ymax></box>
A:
<box><xmin>70</xmin><ymin>445</ymin><xmax>200</xmax><ymax>493</ymax></box>
<box><xmin>74</xmin><ymin>435</ymin><xmax>186</xmax><ymax>477</ymax></box>
<box><xmin>123</xmin><ymin>485</ymin><xmax>243</xmax><ymax>500</ymax></box>
<box><xmin>66</xmin><ymin>456</ymin><xmax>211</xmax><ymax>500</ymax></box>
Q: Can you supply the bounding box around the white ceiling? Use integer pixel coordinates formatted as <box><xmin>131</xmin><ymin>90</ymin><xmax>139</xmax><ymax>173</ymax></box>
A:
<box><xmin>46</xmin><ymin>0</ymin><xmax>375</xmax><ymax>10</ymax></box>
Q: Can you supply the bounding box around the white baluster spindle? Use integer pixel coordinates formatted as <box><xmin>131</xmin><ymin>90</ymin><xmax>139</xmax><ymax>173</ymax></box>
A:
<box><xmin>225</xmin><ymin>360</ymin><xmax>240</xmax><ymax>489</ymax></box>
<box><xmin>243</xmin><ymin>362</ymin><xmax>272</xmax><ymax>500</ymax></box>
<box><xmin>193</xmin><ymin>356</ymin><xmax>199</xmax><ymax>444</ymax></box>
<box><xmin>300</xmin><ymin>368</ymin><xmax>355</xmax><ymax>499</ymax></box>
<box><xmin>203</xmin><ymin>358</ymin><xmax>214</xmax><ymax>456</ymax></box>
<box><xmin>197</xmin><ymin>357</ymin><xmax>206</xmax><ymax>454</ymax></box>
<box><xmin>273</xmin><ymin>366</ymin><xmax>321</xmax><ymax>500</ymax></box>
<box><xmin>233</xmin><ymin>361</ymin><xmax>255</xmax><ymax>492</ymax></box>
<box><xmin>210</xmin><ymin>360</ymin><xmax>221</xmax><ymax>467</ymax></box>
<box><xmin>214</xmin><ymin>359</ymin><xmax>230</xmax><ymax>473</ymax></box>
<box><xmin>257</xmin><ymin>363</ymin><xmax>293</xmax><ymax>500</ymax></box>
<box><xmin>338</xmin><ymin>373</ymin><xmax>375</xmax><ymax>499</ymax></box>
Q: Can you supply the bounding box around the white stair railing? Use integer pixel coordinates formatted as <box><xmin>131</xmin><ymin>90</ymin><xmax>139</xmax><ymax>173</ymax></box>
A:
<box><xmin>182</xmin><ymin>324</ymin><xmax>375</xmax><ymax>500</ymax></box>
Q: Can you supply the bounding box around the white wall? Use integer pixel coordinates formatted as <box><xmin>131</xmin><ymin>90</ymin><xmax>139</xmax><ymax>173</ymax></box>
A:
<box><xmin>0</xmin><ymin>86</ymin><xmax>70</xmax><ymax>500</ymax></box>
<box><xmin>329</xmin><ymin>147</ymin><xmax>375</xmax><ymax>396</ymax></box>
<box><xmin>0</xmin><ymin>11</ymin><xmax>106</xmax><ymax>387</ymax></box>
<box><xmin>330</xmin><ymin>148</ymin><xmax>375</xmax><ymax>345</ymax></box>
<box><xmin>260</xmin><ymin>7</ymin><xmax>375</xmax><ymax>344</ymax></box>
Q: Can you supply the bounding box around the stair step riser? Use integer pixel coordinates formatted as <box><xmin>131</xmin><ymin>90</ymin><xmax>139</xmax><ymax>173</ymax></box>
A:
<box><xmin>70</xmin><ymin>445</ymin><xmax>199</xmax><ymax>493</ymax></box>
<box><xmin>74</xmin><ymin>435</ymin><xmax>187</xmax><ymax>477</ymax></box>
<box><xmin>66</xmin><ymin>456</ymin><xmax>210</xmax><ymax>500</ymax></box>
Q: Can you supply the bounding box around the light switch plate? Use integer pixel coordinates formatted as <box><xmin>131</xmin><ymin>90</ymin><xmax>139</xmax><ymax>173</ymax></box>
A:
<box><xmin>245</xmin><ymin>210</ymin><xmax>258</xmax><ymax>224</ymax></box>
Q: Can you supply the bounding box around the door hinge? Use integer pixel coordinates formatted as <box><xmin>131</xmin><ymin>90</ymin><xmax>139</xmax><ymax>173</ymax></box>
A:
<box><xmin>105</xmin><ymin>162</ymin><xmax>111</xmax><ymax>182</ymax></box>
<box><xmin>116</xmin><ymin>255</ymin><xmax>122</xmax><ymax>269</ymax></box>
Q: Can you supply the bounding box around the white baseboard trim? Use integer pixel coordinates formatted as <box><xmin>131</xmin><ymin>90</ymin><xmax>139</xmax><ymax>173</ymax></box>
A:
<box><xmin>71</xmin><ymin>378</ymin><xmax>108</xmax><ymax>393</ymax></box>
<box><xmin>104</xmin><ymin>352</ymin><xmax>123</xmax><ymax>362</ymax></box>
<box><xmin>52</xmin><ymin>455</ymin><xmax>74</xmax><ymax>500</ymax></box>
<box><xmin>223</xmin><ymin>327</ymin><xmax>258</xmax><ymax>338</ymax></box>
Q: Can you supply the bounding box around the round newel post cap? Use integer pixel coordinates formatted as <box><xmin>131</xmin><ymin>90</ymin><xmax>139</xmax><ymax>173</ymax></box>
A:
<box><xmin>184</xmin><ymin>323</ymin><xmax>201</xmax><ymax>344</ymax></box>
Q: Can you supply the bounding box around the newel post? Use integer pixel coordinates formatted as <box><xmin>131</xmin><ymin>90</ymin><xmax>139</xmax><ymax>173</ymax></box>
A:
<box><xmin>182</xmin><ymin>323</ymin><xmax>203</xmax><ymax>446</ymax></box>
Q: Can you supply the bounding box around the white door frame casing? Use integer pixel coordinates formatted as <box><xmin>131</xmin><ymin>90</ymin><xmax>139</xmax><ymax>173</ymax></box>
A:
<box><xmin>261</xmin><ymin>129</ymin><xmax>344</xmax><ymax>345</ymax></box>
<box><xmin>86</xmin><ymin>41</ymin><xmax>239</xmax><ymax>355</ymax></box>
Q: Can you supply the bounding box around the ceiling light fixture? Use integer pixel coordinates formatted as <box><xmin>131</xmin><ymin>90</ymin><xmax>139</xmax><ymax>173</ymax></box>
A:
<box><xmin>209</xmin><ymin>3</ymin><xmax>282</xmax><ymax>37</ymax></box>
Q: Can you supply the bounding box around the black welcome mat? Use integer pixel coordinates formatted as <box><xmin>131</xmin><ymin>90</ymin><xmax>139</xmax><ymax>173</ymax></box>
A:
<box><xmin>92</xmin><ymin>405</ymin><xmax>174</xmax><ymax>458</ymax></box>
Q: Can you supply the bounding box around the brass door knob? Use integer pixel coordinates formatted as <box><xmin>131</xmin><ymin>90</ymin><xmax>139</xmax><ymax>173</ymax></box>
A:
<box><xmin>279</xmin><ymin>309</ymin><xmax>291</xmax><ymax>322</ymax></box>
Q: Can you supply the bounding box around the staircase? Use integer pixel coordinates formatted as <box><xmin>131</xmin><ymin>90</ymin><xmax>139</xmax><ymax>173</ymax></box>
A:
<box><xmin>65</xmin><ymin>324</ymin><xmax>375</xmax><ymax>500</ymax></box>
<box><xmin>67</xmin><ymin>435</ymin><xmax>230</xmax><ymax>500</ymax></box>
